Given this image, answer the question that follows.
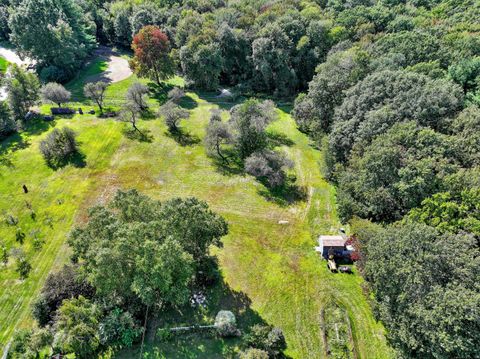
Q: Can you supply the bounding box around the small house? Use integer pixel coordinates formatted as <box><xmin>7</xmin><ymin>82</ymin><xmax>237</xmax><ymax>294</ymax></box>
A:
<box><xmin>315</xmin><ymin>235</ymin><xmax>347</xmax><ymax>259</ymax></box>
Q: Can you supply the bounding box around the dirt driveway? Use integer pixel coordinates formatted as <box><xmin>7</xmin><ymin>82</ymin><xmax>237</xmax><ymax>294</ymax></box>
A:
<box><xmin>86</xmin><ymin>46</ymin><xmax>133</xmax><ymax>84</ymax></box>
<box><xmin>0</xmin><ymin>46</ymin><xmax>33</xmax><ymax>67</ymax></box>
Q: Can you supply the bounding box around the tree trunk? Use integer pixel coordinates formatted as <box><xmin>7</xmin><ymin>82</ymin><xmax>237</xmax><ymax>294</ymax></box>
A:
<box><xmin>216</xmin><ymin>142</ymin><xmax>228</xmax><ymax>164</ymax></box>
<box><xmin>139</xmin><ymin>305</ymin><xmax>149</xmax><ymax>359</ymax></box>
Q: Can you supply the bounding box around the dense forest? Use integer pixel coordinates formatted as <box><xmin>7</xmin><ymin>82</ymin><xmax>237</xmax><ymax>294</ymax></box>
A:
<box><xmin>0</xmin><ymin>0</ymin><xmax>479</xmax><ymax>358</ymax></box>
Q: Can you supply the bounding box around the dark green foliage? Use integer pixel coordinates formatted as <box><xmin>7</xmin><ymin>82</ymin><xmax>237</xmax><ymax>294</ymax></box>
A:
<box><xmin>15</xmin><ymin>227</ymin><xmax>25</xmax><ymax>244</ymax></box>
<box><xmin>329</xmin><ymin>70</ymin><xmax>463</xmax><ymax>163</ymax></box>
<box><xmin>448</xmin><ymin>56</ymin><xmax>480</xmax><ymax>93</ymax></box>
<box><xmin>9</xmin><ymin>0</ymin><xmax>95</xmax><ymax>80</ymax></box>
<box><xmin>8</xmin><ymin>329</ymin><xmax>34</xmax><ymax>359</ymax></box>
<box><xmin>292</xmin><ymin>47</ymin><xmax>371</xmax><ymax>134</ymax></box>
<box><xmin>68</xmin><ymin>189</ymin><xmax>227</xmax><ymax>306</ymax></box>
<box><xmin>337</xmin><ymin>122</ymin><xmax>460</xmax><ymax>222</ymax></box>
<box><xmin>156</xmin><ymin>196</ymin><xmax>229</xmax><ymax>270</ymax></box>
<box><xmin>0</xmin><ymin>240</ymin><xmax>8</xmax><ymax>266</ymax></box>
<box><xmin>53</xmin><ymin>296</ymin><xmax>101</xmax><ymax>359</ymax></box>
<box><xmin>180</xmin><ymin>42</ymin><xmax>223</xmax><ymax>90</ymax></box>
<box><xmin>373</xmin><ymin>30</ymin><xmax>442</xmax><ymax>67</ymax></box>
<box><xmin>216</xmin><ymin>24</ymin><xmax>251</xmax><ymax>86</ymax></box>
<box><xmin>244</xmin><ymin>324</ymin><xmax>287</xmax><ymax>357</ymax></box>
<box><xmin>5</xmin><ymin>65</ymin><xmax>40</xmax><ymax>123</ymax></box>
<box><xmin>451</xmin><ymin>106</ymin><xmax>480</xmax><ymax>166</ymax></box>
<box><xmin>0</xmin><ymin>101</ymin><xmax>16</xmax><ymax>140</ymax></box>
<box><xmin>251</xmin><ymin>23</ymin><xmax>297</xmax><ymax>97</ymax></box>
<box><xmin>32</xmin><ymin>265</ymin><xmax>95</xmax><ymax>327</ymax></box>
<box><xmin>365</xmin><ymin>223</ymin><xmax>480</xmax><ymax>359</ymax></box>
<box><xmin>8</xmin><ymin>327</ymin><xmax>53</xmax><ymax>359</ymax></box>
<box><xmin>228</xmin><ymin>99</ymin><xmax>276</xmax><ymax>159</ymax></box>
<box><xmin>405</xmin><ymin>60</ymin><xmax>446</xmax><ymax>79</ymax></box>
<box><xmin>39</xmin><ymin>127</ymin><xmax>79</xmax><ymax>168</ymax></box>
<box><xmin>16</xmin><ymin>254</ymin><xmax>32</xmax><ymax>279</ymax></box>
<box><xmin>99</xmin><ymin>308</ymin><xmax>141</xmax><ymax>349</ymax></box>
<box><xmin>0</xmin><ymin>5</ymin><xmax>9</xmax><ymax>40</ymax></box>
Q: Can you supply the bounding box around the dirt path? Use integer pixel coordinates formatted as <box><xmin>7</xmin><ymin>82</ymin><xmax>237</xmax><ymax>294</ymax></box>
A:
<box><xmin>0</xmin><ymin>46</ymin><xmax>32</xmax><ymax>67</ymax></box>
<box><xmin>86</xmin><ymin>46</ymin><xmax>132</xmax><ymax>84</ymax></box>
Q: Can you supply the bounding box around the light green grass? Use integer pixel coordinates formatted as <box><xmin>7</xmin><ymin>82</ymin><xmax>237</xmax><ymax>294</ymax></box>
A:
<box><xmin>0</xmin><ymin>116</ymin><xmax>123</xmax><ymax>349</ymax></box>
<box><xmin>107</xmin><ymin>92</ymin><xmax>392</xmax><ymax>358</ymax></box>
<box><xmin>65</xmin><ymin>57</ymin><xmax>109</xmax><ymax>99</ymax></box>
<box><xmin>0</xmin><ymin>69</ymin><xmax>392</xmax><ymax>357</ymax></box>
<box><xmin>0</xmin><ymin>56</ymin><xmax>8</xmax><ymax>73</ymax></box>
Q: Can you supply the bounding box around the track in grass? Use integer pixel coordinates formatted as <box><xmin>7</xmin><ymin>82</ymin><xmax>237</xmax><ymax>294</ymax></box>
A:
<box><xmin>0</xmin><ymin>75</ymin><xmax>392</xmax><ymax>358</ymax></box>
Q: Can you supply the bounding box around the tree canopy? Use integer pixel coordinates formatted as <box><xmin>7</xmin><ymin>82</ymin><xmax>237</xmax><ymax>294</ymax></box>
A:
<box><xmin>9</xmin><ymin>0</ymin><xmax>95</xmax><ymax>81</ymax></box>
<box><xmin>68</xmin><ymin>189</ymin><xmax>227</xmax><ymax>307</ymax></box>
<box><xmin>365</xmin><ymin>223</ymin><xmax>480</xmax><ymax>359</ymax></box>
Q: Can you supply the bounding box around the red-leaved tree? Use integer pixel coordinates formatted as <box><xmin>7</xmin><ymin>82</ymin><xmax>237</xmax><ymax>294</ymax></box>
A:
<box><xmin>130</xmin><ymin>26</ymin><xmax>174</xmax><ymax>85</ymax></box>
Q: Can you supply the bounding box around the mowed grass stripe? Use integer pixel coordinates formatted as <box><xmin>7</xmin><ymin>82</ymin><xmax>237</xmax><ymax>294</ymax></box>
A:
<box><xmin>1</xmin><ymin>72</ymin><xmax>391</xmax><ymax>357</ymax></box>
<box><xmin>0</xmin><ymin>117</ymin><xmax>123</xmax><ymax>348</ymax></box>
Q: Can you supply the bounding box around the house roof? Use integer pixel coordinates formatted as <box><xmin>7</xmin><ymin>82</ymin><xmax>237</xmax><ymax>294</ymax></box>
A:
<box><xmin>319</xmin><ymin>235</ymin><xmax>345</xmax><ymax>247</ymax></box>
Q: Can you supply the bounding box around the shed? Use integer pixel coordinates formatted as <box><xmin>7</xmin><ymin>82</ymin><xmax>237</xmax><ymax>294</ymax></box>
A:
<box><xmin>315</xmin><ymin>235</ymin><xmax>346</xmax><ymax>259</ymax></box>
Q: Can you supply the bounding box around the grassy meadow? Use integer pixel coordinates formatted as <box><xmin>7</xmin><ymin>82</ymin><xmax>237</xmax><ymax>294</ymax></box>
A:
<box><xmin>0</xmin><ymin>63</ymin><xmax>392</xmax><ymax>358</ymax></box>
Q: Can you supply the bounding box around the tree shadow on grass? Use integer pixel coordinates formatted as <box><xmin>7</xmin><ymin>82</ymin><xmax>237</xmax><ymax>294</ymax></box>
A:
<box><xmin>123</xmin><ymin>127</ymin><xmax>154</xmax><ymax>143</ymax></box>
<box><xmin>119</xmin><ymin>256</ymin><xmax>292</xmax><ymax>359</ymax></box>
<box><xmin>266</xmin><ymin>131</ymin><xmax>295</xmax><ymax>148</ymax></box>
<box><xmin>258</xmin><ymin>175</ymin><xmax>308</xmax><ymax>207</ymax></box>
<box><xmin>139</xmin><ymin>108</ymin><xmax>157</xmax><ymax>121</ymax></box>
<box><xmin>196</xmin><ymin>90</ymin><xmax>242</xmax><ymax>111</ymax></box>
<box><xmin>178</xmin><ymin>95</ymin><xmax>198</xmax><ymax>110</ymax></box>
<box><xmin>0</xmin><ymin>119</ymin><xmax>57</xmax><ymax>169</ymax></box>
<box><xmin>0</xmin><ymin>154</ymin><xmax>14</xmax><ymax>169</ymax></box>
<box><xmin>148</xmin><ymin>82</ymin><xmax>175</xmax><ymax>106</ymax></box>
<box><xmin>275</xmin><ymin>102</ymin><xmax>293</xmax><ymax>114</ymax></box>
<box><xmin>23</xmin><ymin>118</ymin><xmax>57</xmax><ymax>136</ymax></box>
<box><xmin>46</xmin><ymin>150</ymin><xmax>87</xmax><ymax>170</ymax></box>
<box><xmin>0</xmin><ymin>132</ymin><xmax>30</xmax><ymax>157</ymax></box>
<box><xmin>166</xmin><ymin>128</ymin><xmax>200</xmax><ymax>147</ymax></box>
<box><xmin>143</xmin><ymin>280</ymin><xmax>269</xmax><ymax>357</ymax></box>
<box><xmin>210</xmin><ymin>149</ymin><xmax>245</xmax><ymax>176</ymax></box>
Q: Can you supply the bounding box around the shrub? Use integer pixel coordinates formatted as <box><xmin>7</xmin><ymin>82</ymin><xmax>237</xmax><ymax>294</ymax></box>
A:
<box><xmin>245</xmin><ymin>150</ymin><xmax>293</xmax><ymax>188</ymax></box>
<box><xmin>239</xmin><ymin>348</ymin><xmax>269</xmax><ymax>359</ymax></box>
<box><xmin>244</xmin><ymin>324</ymin><xmax>287</xmax><ymax>357</ymax></box>
<box><xmin>16</xmin><ymin>255</ymin><xmax>32</xmax><ymax>279</ymax></box>
<box><xmin>159</xmin><ymin>101</ymin><xmax>190</xmax><ymax>132</ymax></box>
<box><xmin>99</xmin><ymin>308</ymin><xmax>141</xmax><ymax>348</ymax></box>
<box><xmin>39</xmin><ymin>127</ymin><xmax>79</xmax><ymax>167</ymax></box>
<box><xmin>215</xmin><ymin>310</ymin><xmax>240</xmax><ymax>337</ymax></box>
<box><xmin>41</xmin><ymin>82</ymin><xmax>71</xmax><ymax>108</ymax></box>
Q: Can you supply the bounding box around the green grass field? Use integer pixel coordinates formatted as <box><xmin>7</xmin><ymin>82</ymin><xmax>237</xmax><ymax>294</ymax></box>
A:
<box><xmin>65</xmin><ymin>56</ymin><xmax>109</xmax><ymax>99</ymax></box>
<box><xmin>0</xmin><ymin>69</ymin><xmax>392</xmax><ymax>358</ymax></box>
